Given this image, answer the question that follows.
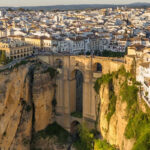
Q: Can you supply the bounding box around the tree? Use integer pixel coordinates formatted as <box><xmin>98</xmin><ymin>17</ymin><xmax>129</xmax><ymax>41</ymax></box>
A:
<box><xmin>18</xmin><ymin>8</ymin><xmax>25</xmax><ymax>12</ymax></box>
<box><xmin>74</xmin><ymin>123</ymin><xmax>94</xmax><ymax>150</ymax></box>
<box><xmin>7</xmin><ymin>8</ymin><xmax>13</xmax><ymax>11</ymax></box>
<box><xmin>0</xmin><ymin>51</ymin><xmax>7</xmax><ymax>64</ymax></box>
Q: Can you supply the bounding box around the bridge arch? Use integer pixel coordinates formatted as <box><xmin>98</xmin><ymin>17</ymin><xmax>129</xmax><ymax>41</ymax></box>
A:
<box><xmin>70</xmin><ymin>120</ymin><xmax>80</xmax><ymax>141</ymax></box>
<box><xmin>70</xmin><ymin>120</ymin><xmax>80</xmax><ymax>135</ymax></box>
<box><xmin>70</xmin><ymin>69</ymin><xmax>84</xmax><ymax>116</ymax></box>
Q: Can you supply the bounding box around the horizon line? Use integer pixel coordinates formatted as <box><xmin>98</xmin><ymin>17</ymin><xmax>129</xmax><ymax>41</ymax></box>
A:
<box><xmin>0</xmin><ymin>2</ymin><xmax>149</xmax><ymax>8</ymax></box>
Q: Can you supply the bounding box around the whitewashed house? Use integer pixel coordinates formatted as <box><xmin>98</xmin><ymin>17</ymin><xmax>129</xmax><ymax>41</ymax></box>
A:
<box><xmin>137</xmin><ymin>62</ymin><xmax>150</xmax><ymax>107</ymax></box>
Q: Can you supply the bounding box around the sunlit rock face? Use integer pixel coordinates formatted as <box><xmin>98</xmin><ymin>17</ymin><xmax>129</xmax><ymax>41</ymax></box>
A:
<box><xmin>0</xmin><ymin>63</ymin><xmax>54</xmax><ymax>150</ymax></box>
<box><xmin>33</xmin><ymin>66</ymin><xmax>54</xmax><ymax>132</ymax></box>
<box><xmin>99</xmin><ymin>77</ymin><xmax>135</xmax><ymax>150</ymax></box>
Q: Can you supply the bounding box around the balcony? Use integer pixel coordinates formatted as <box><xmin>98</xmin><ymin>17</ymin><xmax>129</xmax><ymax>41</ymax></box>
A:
<box><xmin>143</xmin><ymin>95</ymin><xmax>150</xmax><ymax>107</ymax></box>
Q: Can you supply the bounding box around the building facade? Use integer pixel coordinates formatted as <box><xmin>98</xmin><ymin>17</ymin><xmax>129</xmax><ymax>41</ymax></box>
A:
<box><xmin>0</xmin><ymin>38</ymin><xmax>33</xmax><ymax>59</ymax></box>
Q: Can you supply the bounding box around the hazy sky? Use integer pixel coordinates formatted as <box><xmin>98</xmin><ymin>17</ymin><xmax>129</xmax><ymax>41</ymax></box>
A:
<box><xmin>0</xmin><ymin>0</ymin><xmax>149</xmax><ymax>7</ymax></box>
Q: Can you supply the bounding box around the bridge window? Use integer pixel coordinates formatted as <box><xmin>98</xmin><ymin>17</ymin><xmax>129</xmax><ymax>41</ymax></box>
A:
<box><xmin>97</xmin><ymin>63</ymin><xmax>102</xmax><ymax>72</ymax></box>
<box><xmin>93</xmin><ymin>63</ymin><xmax>102</xmax><ymax>72</ymax></box>
<box><xmin>70</xmin><ymin>69</ymin><xmax>84</xmax><ymax>117</ymax></box>
<box><xmin>75</xmin><ymin>70</ymin><xmax>83</xmax><ymax>114</ymax></box>
<box><xmin>56</xmin><ymin>59</ymin><xmax>63</xmax><ymax>68</ymax></box>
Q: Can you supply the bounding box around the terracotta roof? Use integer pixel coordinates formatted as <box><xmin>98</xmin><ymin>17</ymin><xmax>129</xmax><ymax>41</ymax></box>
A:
<box><xmin>129</xmin><ymin>44</ymin><xmax>145</xmax><ymax>51</ymax></box>
<box><xmin>140</xmin><ymin>62</ymin><xmax>150</xmax><ymax>68</ymax></box>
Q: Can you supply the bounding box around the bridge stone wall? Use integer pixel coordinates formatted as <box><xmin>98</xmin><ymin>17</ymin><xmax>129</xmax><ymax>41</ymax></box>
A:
<box><xmin>38</xmin><ymin>55</ymin><xmax>124</xmax><ymax>130</ymax></box>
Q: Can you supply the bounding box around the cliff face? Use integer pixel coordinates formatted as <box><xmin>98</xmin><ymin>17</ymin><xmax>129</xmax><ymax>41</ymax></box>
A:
<box><xmin>1</xmin><ymin>60</ymin><xmax>149</xmax><ymax>150</ymax></box>
<box><xmin>97</xmin><ymin>71</ymin><xmax>141</xmax><ymax>150</ymax></box>
<box><xmin>0</xmin><ymin>63</ymin><xmax>55</xmax><ymax>150</ymax></box>
<box><xmin>33</xmin><ymin>66</ymin><xmax>54</xmax><ymax>132</ymax></box>
<box><xmin>99</xmin><ymin>79</ymin><xmax>135</xmax><ymax>150</ymax></box>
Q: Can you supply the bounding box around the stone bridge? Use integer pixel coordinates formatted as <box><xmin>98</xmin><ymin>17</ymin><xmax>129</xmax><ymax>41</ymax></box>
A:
<box><xmin>38</xmin><ymin>55</ymin><xmax>124</xmax><ymax>131</ymax></box>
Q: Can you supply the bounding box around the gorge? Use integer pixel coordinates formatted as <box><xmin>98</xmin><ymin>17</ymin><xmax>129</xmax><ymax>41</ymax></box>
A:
<box><xmin>0</xmin><ymin>55</ymin><xmax>149</xmax><ymax>150</ymax></box>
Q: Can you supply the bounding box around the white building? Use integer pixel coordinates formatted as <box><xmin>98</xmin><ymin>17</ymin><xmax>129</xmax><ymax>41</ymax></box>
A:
<box><xmin>137</xmin><ymin>62</ymin><xmax>150</xmax><ymax>106</ymax></box>
<box><xmin>0</xmin><ymin>10</ymin><xmax>6</xmax><ymax>18</ymax></box>
<box><xmin>0</xmin><ymin>28</ymin><xmax>7</xmax><ymax>38</ymax></box>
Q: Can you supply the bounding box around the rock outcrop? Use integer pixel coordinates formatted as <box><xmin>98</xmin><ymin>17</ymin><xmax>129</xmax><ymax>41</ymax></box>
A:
<box><xmin>33</xmin><ymin>66</ymin><xmax>54</xmax><ymax>132</ymax></box>
<box><xmin>99</xmin><ymin>76</ymin><xmax>135</xmax><ymax>150</ymax></box>
<box><xmin>0</xmin><ymin>62</ymin><xmax>55</xmax><ymax>150</ymax></box>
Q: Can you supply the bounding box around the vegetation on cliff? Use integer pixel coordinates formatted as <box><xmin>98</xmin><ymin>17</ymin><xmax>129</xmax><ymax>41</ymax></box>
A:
<box><xmin>74</xmin><ymin>123</ymin><xmax>116</xmax><ymax>150</ymax></box>
<box><xmin>94</xmin><ymin>73</ymin><xmax>115</xmax><ymax>128</ymax></box>
<box><xmin>14</xmin><ymin>60</ymin><xmax>28</xmax><ymax>68</ymax></box>
<box><xmin>43</xmin><ymin>67</ymin><xmax>58</xmax><ymax>79</ymax></box>
<box><xmin>74</xmin><ymin>123</ymin><xmax>94</xmax><ymax>150</ymax></box>
<box><xmin>94</xmin><ymin>139</ymin><xmax>116</xmax><ymax>150</ymax></box>
<box><xmin>85</xmin><ymin>50</ymin><xmax>125</xmax><ymax>57</ymax></box>
<box><xmin>94</xmin><ymin>73</ymin><xmax>113</xmax><ymax>94</ymax></box>
<box><xmin>32</xmin><ymin>122</ymin><xmax>69</xmax><ymax>144</ymax></box>
<box><xmin>107</xmin><ymin>91</ymin><xmax>117</xmax><ymax>123</ymax></box>
<box><xmin>94</xmin><ymin>70</ymin><xmax>117</xmax><ymax>123</ymax></box>
<box><xmin>118</xmin><ymin>68</ymin><xmax>150</xmax><ymax>150</ymax></box>
<box><xmin>122</xmin><ymin>86</ymin><xmax>150</xmax><ymax>150</ymax></box>
<box><xmin>94</xmin><ymin>66</ymin><xmax>150</xmax><ymax>150</ymax></box>
<box><xmin>71</xmin><ymin>111</ymin><xmax>82</xmax><ymax>118</ymax></box>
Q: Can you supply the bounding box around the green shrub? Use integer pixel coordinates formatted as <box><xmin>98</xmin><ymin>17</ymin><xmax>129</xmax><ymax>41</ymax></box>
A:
<box><xmin>94</xmin><ymin>72</ymin><xmax>117</xmax><ymax>123</ymax></box>
<box><xmin>124</xmin><ymin>109</ymin><xmax>150</xmax><ymax>150</ymax></box>
<box><xmin>43</xmin><ymin>67</ymin><xmax>58</xmax><ymax>79</ymax></box>
<box><xmin>107</xmin><ymin>92</ymin><xmax>117</xmax><ymax>123</ymax></box>
<box><xmin>94</xmin><ymin>66</ymin><xmax>150</xmax><ymax>150</ymax></box>
<box><xmin>125</xmin><ymin>111</ymin><xmax>150</xmax><ymax>139</ymax></box>
<box><xmin>94</xmin><ymin>139</ymin><xmax>116</xmax><ymax>150</ymax></box>
<box><xmin>0</xmin><ymin>50</ymin><xmax>7</xmax><ymax>64</ymax></box>
<box><xmin>74</xmin><ymin>124</ymin><xmax>116</xmax><ymax>150</ymax></box>
<box><xmin>33</xmin><ymin>122</ymin><xmax>69</xmax><ymax>144</ymax></box>
<box><xmin>132</xmin><ymin>128</ymin><xmax>150</xmax><ymax>150</ymax></box>
<box><xmin>101</xmin><ymin>50</ymin><xmax>125</xmax><ymax>57</ymax></box>
<box><xmin>120</xmin><ymin>76</ymin><xmax>150</xmax><ymax>150</ymax></box>
<box><xmin>14</xmin><ymin>60</ymin><xmax>28</xmax><ymax>68</ymax></box>
<box><xmin>120</xmin><ymin>82</ymin><xmax>138</xmax><ymax>111</ymax></box>
<box><xmin>71</xmin><ymin>112</ymin><xmax>82</xmax><ymax>118</ymax></box>
<box><xmin>74</xmin><ymin>123</ymin><xmax>94</xmax><ymax>150</ymax></box>
<box><xmin>94</xmin><ymin>73</ymin><xmax>112</xmax><ymax>94</ymax></box>
<box><xmin>94</xmin><ymin>66</ymin><xmax>129</xmax><ymax>94</ymax></box>
<box><xmin>94</xmin><ymin>79</ymin><xmax>101</xmax><ymax>94</ymax></box>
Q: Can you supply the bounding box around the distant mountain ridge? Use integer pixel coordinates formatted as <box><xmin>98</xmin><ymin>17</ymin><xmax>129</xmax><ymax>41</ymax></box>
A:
<box><xmin>0</xmin><ymin>2</ymin><xmax>150</xmax><ymax>10</ymax></box>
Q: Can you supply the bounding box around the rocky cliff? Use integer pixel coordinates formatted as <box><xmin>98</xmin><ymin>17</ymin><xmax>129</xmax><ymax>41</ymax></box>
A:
<box><xmin>1</xmin><ymin>60</ymin><xmax>150</xmax><ymax>150</ymax></box>
<box><xmin>99</xmin><ymin>78</ymin><xmax>135</xmax><ymax>150</ymax></box>
<box><xmin>97</xmin><ymin>68</ymin><xmax>150</xmax><ymax>150</ymax></box>
<box><xmin>0</xmin><ymin>61</ymin><xmax>55</xmax><ymax>150</ymax></box>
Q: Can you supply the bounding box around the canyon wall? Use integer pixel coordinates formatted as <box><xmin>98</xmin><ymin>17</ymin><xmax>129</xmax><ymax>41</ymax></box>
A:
<box><xmin>99</xmin><ymin>79</ymin><xmax>134</xmax><ymax>150</ymax></box>
<box><xmin>0</xmin><ymin>58</ymin><xmax>149</xmax><ymax>150</ymax></box>
<box><xmin>98</xmin><ymin>72</ymin><xmax>149</xmax><ymax>150</ymax></box>
<box><xmin>0</xmin><ymin>62</ymin><xmax>55</xmax><ymax>150</ymax></box>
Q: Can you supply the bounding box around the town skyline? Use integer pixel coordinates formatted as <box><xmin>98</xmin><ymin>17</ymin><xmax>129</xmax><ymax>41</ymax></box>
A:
<box><xmin>0</xmin><ymin>0</ymin><xmax>150</xmax><ymax>7</ymax></box>
<box><xmin>0</xmin><ymin>4</ymin><xmax>150</xmax><ymax>150</ymax></box>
